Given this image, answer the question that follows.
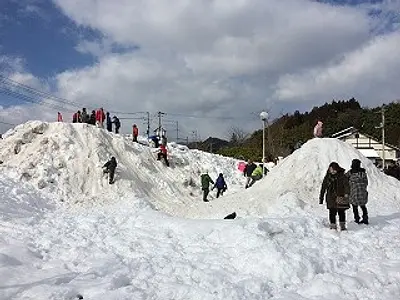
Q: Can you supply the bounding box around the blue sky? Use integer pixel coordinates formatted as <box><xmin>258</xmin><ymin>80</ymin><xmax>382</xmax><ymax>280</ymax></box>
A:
<box><xmin>0</xmin><ymin>0</ymin><xmax>97</xmax><ymax>77</ymax></box>
<box><xmin>0</xmin><ymin>0</ymin><xmax>400</xmax><ymax>138</ymax></box>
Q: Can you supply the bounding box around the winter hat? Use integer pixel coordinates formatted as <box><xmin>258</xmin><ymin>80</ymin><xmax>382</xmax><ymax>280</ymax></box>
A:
<box><xmin>351</xmin><ymin>159</ymin><xmax>361</xmax><ymax>169</ymax></box>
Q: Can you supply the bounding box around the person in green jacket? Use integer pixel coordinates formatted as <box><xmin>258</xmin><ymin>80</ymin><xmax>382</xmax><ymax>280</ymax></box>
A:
<box><xmin>201</xmin><ymin>170</ymin><xmax>214</xmax><ymax>202</ymax></box>
<box><xmin>248</xmin><ymin>164</ymin><xmax>263</xmax><ymax>188</ymax></box>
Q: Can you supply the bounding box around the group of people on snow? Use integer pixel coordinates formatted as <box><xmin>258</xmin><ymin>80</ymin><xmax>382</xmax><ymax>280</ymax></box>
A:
<box><xmin>62</xmin><ymin>108</ymin><xmax>122</xmax><ymax>134</ymax></box>
<box><xmin>320</xmin><ymin>159</ymin><xmax>369</xmax><ymax>231</ymax></box>
<box><xmin>201</xmin><ymin>171</ymin><xmax>228</xmax><ymax>202</ymax></box>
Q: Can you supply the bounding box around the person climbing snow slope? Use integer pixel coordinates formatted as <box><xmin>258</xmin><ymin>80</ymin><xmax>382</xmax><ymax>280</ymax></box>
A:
<box><xmin>201</xmin><ymin>171</ymin><xmax>214</xmax><ymax>202</ymax></box>
<box><xmin>103</xmin><ymin>157</ymin><xmax>117</xmax><ymax>184</ymax></box>
<box><xmin>213</xmin><ymin>173</ymin><xmax>227</xmax><ymax>198</ymax></box>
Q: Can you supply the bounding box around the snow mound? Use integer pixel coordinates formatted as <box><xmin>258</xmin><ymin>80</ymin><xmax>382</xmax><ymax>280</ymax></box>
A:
<box><xmin>0</xmin><ymin>121</ymin><xmax>243</xmax><ymax>214</ymax></box>
<box><xmin>182</xmin><ymin>138</ymin><xmax>400</xmax><ymax>218</ymax></box>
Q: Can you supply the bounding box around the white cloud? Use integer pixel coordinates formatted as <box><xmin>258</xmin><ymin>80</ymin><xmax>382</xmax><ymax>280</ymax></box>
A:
<box><xmin>2</xmin><ymin>0</ymin><xmax>400</xmax><ymax>139</ymax></box>
<box><xmin>274</xmin><ymin>32</ymin><xmax>400</xmax><ymax>105</ymax></box>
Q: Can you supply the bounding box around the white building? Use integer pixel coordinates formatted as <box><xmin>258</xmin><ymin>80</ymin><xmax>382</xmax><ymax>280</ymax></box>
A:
<box><xmin>331</xmin><ymin>127</ymin><xmax>400</xmax><ymax>165</ymax></box>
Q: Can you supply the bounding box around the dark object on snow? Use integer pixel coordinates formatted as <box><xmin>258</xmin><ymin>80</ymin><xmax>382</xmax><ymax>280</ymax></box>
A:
<box><xmin>76</xmin><ymin>294</ymin><xmax>84</xmax><ymax>299</ymax></box>
<box><xmin>103</xmin><ymin>157</ymin><xmax>117</xmax><ymax>184</ymax></box>
<box><xmin>224</xmin><ymin>212</ymin><xmax>237</xmax><ymax>219</ymax></box>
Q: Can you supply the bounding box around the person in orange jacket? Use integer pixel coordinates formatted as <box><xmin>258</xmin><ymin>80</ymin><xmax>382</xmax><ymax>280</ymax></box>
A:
<box><xmin>157</xmin><ymin>144</ymin><xmax>170</xmax><ymax>167</ymax></box>
<box><xmin>132</xmin><ymin>124</ymin><xmax>139</xmax><ymax>142</ymax></box>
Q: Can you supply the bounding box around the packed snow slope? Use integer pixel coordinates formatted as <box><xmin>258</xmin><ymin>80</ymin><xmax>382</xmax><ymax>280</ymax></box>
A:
<box><xmin>181</xmin><ymin>138</ymin><xmax>400</xmax><ymax>219</ymax></box>
<box><xmin>2</xmin><ymin>124</ymin><xmax>400</xmax><ymax>299</ymax></box>
<box><xmin>0</xmin><ymin>121</ymin><xmax>244</xmax><ymax>215</ymax></box>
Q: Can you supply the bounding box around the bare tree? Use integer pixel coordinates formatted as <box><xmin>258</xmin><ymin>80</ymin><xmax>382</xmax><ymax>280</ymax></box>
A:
<box><xmin>227</xmin><ymin>126</ymin><xmax>249</xmax><ymax>144</ymax></box>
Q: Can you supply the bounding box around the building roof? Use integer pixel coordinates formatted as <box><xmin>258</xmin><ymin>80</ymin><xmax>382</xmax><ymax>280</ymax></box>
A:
<box><xmin>332</xmin><ymin>127</ymin><xmax>400</xmax><ymax>151</ymax></box>
<box><xmin>357</xmin><ymin>148</ymin><xmax>380</xmax><ymax>158</ymax></box>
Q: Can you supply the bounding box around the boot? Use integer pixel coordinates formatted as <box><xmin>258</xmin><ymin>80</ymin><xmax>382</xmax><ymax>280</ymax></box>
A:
<box><xmin>360</xmin><ymin>218</ymin><xmax>369</xmax><ymax>225</ymax></box>
<box><xmin>340</xmin><ymin>222</ymin><xmax>347</xmax><ymax>231</ymax></box>
<box><xmin>329</xmin><ymin>223</ymin><xmax>337</xmax><ymax>230</ymax></box>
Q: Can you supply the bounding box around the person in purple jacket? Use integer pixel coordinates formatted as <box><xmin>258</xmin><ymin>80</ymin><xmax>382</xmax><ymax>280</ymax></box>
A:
<box><xmin>213</xmin><ymin>173</ymin><xmax>228</xmax><ymax>198</ymax></box>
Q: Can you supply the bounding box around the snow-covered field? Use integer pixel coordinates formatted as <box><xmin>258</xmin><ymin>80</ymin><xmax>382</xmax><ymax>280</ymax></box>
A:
<box><xmin>1</xmin><ymin>121</ymin><xmax>400</xmax><ymax>300</ymax></box>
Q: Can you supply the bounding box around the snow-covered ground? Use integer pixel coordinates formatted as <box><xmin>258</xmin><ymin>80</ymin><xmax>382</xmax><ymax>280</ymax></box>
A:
<box><xmin>1</xmin><ymin>122</ymin><xmax>400</xmax><ymax>300</ymax></box>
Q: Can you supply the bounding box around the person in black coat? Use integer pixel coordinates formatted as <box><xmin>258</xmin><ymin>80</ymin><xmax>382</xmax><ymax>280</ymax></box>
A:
<box><xmin>243</xmin><ymin>159</ymin><xmax>257</xmax><ymax>189</ymax></box>
<box><xmin>103</xmin><ymin>157</ymin><xmax>117</xmax><ymax>184</ymax></box>
<box><xmin>112</xmin><ymin>116</ymin><xmax>121</xmax><ymax>134</ymax></box>
<box><xmin>89</xmin><ymin>110</ymin><xmax>96</xmax><ymax>125</ymax></box>
<box><xmin>106</xmin><ymin>112</ymin><xmax>112</xmax><ymax>132</ymax></box>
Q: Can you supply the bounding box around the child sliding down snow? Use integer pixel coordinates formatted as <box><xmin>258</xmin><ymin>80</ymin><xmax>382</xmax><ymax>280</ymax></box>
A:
<box><xmin>103</xmin><ymin>157</ymin><xmax>117</xmax><ymax>184</ymax></box>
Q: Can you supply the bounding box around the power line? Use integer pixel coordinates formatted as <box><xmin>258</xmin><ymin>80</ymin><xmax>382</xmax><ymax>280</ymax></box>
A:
<box><xmin>164</xmin><ymin>112</ymin><xmax>254</xmax><ymax>120</ymax></box>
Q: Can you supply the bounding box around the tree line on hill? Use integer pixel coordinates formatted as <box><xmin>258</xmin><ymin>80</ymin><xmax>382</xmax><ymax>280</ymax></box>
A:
<box><xmin>188</xmin><ymin>99</ymin><xmax>400</xmax><ymax>162</ymax></box>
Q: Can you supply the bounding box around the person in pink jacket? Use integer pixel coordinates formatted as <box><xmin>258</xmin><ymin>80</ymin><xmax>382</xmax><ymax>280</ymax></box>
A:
<box><xmin>313</xmin><ymin>120</ymin><xmax>323</xmax><ymax>138</ymax></box>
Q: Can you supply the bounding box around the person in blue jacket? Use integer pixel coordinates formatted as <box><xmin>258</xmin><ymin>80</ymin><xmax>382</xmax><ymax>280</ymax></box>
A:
<box><xmin>213</xmin><ymin>173</ymin><xmax>227</xmax><ymax>198</ymax></box>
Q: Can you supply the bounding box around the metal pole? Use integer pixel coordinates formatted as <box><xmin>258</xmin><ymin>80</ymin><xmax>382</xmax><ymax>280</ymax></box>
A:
<box><xmin>147</xmin><ymin>112</ymin><xmax>150</xmax><ymax>138</ymax></box>
<box><xmin>176</xmin><ymin>121</ymin><xmax>179</xmax><ymax>142</ymax></box>
<box><xmin>262</xmin><ymin>120</ymin><xmax>266</xmax><ymax>178</ymax></box>
<box><xmin>382</xmin><ymin>106</ymin><xmax>385</xmax><ymax>170</ymax></box>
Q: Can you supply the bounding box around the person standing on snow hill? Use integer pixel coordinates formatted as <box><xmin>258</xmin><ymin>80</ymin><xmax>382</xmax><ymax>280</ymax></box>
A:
<box><xmin>346</xmin><ymin>159</ymin><xmax>369</xmax><ymax>225</ymax></box>
<box><xmin>320</xmin><ymin>162</ymin><xmax>350</xmax><ymax>231</ymax></box>
<box><xmin>201</xmin><ymin>171</ymin><xmax>214</xmax><ymax>202</ymax></box>
<box><xmin>132</xmin><ymin>124</ymin><xmax>139</xmax><ymax>142</ymax></box>
<box><xmin>96</xmin><ymin>108</ymin><xmax>106</xmax><ymax>128</ymax></box>
<box><xmin>106</xmin><ymin>112</ymin><xmax>112</xmax><ymax>132</ymax></box>
<box><xmin>243</xmin><ymin>159</ymin><xmax>257</xmax><ymax>189</ymax></box>
<box><xmin>157</xmin><ymin>144</ymin><xmax>170</xmax><ymax>167</ymax></box>
<box><xmin>57</xmin><ymin>112</ymin><xmax>63</xmax><ymax>122</ymax></box>
<box><xmin>313</xmin><ymin>120</ymin><xmax>323</xmax><ymax>138</ymax></box>
<box><xmin>72</xmin><ymin>111</ymin><xmax>81</xmax><ymax>123</ymax></box>
<box><xmin>81</xmin><ymin>108</ymin><xmax>89</xmax><ymax>123</ymax></box>
<box><xmin>103</xmin><ymin>157</ymin><xmax>117</xmax><ymax>184</ymax></box>
<box><xmin>213</xmin><ymin>173</ymin><xmax>227</xmax><ymax>198</ymax></box>
<box><xmin>112</xmin><ymin>116</ymin><xmax>121</xmax><ymax>134</ymax></box>
<box><xmin>89</xmin><ymin>110</ymin><xmax>96</xmax><ymax>125</ymax></box>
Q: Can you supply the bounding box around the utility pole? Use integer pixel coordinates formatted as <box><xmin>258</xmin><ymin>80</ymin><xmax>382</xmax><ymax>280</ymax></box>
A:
<box><xmin>146</xmin><ymin>112</ymin><xmax>150</xmax><ymax>138</ymax></box>
<box><xmin>186</xmin><ymin>136</ymin><xmax>189</xmax><ymax>145</ymax></box>
<box><xmin>176</xmin><ymin>121</ymin><xmax>179</xmax><ymax>142</ymax></box>
<box><xmin>157</xmin><ymin>111</ymin><xmax>165</xmax><ymax>138</ymax></box>
<box><xmin>382</xmin><ymin>105</ymin><xmax>386</xmax><ymax>170</ymax></box>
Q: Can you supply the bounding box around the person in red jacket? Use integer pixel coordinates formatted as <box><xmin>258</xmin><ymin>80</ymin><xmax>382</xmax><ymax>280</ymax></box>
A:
<box><xmin>132</xmin><ymin>124</ymin><xmax>139</xmax><ymax>142</ymax></box>
<box><xmin>95</xmin><ymin>108</ymin><xmax>106</xmax><ymax>128</ymax></box>
<box><xmin>157</xmin><ymin>144</ymin><xmax>170</xmax><ymax>167</ymax></box>
<box><xmin>57</xmin><ymin>112</ymin><xmax>63</xmax><ymax>122</ymax></box>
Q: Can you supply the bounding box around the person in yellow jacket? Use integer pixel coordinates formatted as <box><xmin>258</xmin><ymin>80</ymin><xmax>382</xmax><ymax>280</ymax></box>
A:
<box><xmin>247</xmin><ymin>164</ymin><xmax>264</xmax><ymax>188</ymax></box>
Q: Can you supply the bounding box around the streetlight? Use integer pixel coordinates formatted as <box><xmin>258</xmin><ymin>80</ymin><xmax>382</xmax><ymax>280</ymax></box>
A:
<box><xmin>260</xmin><ymin>111</ymin><xmax>268</xmax><ymax>178</ymax></box>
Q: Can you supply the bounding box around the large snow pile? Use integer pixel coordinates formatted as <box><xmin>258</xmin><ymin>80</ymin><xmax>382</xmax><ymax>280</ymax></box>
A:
<box><xmin>2</xmin><ymin>124</ymin><xmax>400</xmax><ymax>299</ymax></box>
<box><xmin>180</xmin><ymin>138</ymin><xmax>400</xmax><ymax>218</ymax></box>
<box><xmin>0</xmin><ymin>121</ymin><xmax>244</xmax><ymax>214</ymax></box>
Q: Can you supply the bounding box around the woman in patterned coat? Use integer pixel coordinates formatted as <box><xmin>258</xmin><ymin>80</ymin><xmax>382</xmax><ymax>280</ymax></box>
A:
<box><xmin>346</xmin><ymin>159</ymin><xmax>368</xmax><ymax>224</ymax></box>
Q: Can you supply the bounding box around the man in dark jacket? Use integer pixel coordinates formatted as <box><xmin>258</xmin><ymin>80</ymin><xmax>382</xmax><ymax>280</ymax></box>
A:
<box><xmin>213</xmin><ymin>173</ymin><xmax>227</xmax><ymax>198</ymax></box>
<box><xmin>320</xmin><ymin>162</ymin><xmax>350</xmax><ymax>230</ymax></box>
<box><xmin>243</xmin><ymin>159</ymin><xmax>257</xmax><ymax>189</ymax></box>
<box><xmin>81</xmin><ymin>108</ymin><xmax>89</xmax><ymax>123</ymax></box>
<box><xmin>89</xmin><ymin>110</ymin><xmax>96</xmax><ymax>125</ymax></box>
<box><xmin>103</xmin><ymin>157</ymin><xmax>117</xmax><ymax>184</ymax></box>
<box><xmin>112</xmin><ymin>116</ymin><xmax>121</xmax><ymax>134</ymax></box>
<box><xmin>201</xmin><ymin>171</ymin><xmax>214</xmax><ymax>202</ymax></box>
<box><xmin>346</xmin><ymin>159</ymin><xmax>368</xmax><ymax>224</ymax></box>
<box><xmin>106</xmin><ymin>112</ymin><xmax>112</xmax><ymax>132</ymax></box>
